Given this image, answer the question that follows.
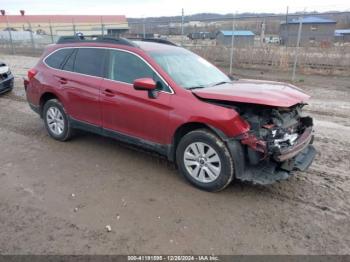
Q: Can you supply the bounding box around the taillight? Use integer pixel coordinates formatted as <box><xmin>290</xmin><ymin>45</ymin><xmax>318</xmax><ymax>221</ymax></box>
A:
<box><xmin>28</xmin><ymin>69</ymin><xmax>37</xmax><ymax>81</ymax></box>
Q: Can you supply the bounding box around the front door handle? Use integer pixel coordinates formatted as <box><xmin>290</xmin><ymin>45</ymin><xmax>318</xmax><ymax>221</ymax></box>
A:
<box><xmin>102</xmin><ymin>89</ymin><xmax>116</xmax><ymax>97</ymax></box>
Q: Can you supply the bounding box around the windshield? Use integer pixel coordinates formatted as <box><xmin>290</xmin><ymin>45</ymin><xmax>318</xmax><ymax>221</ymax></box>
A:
<box><xmin>149</xmin><ymin>49</ymin><xmax>230</xmax><ymax>89</ymax></box>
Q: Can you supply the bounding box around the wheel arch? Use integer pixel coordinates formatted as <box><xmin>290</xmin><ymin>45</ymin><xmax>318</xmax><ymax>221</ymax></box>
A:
<box><xmin>168</xmin><ymin>122</ymin><xmax>229</xmax><ymax>162</ymax></box>
<box><xmin>39</xmin><ymin>92</ymin><xmax>60</xmax><ymax>118</ymax></box>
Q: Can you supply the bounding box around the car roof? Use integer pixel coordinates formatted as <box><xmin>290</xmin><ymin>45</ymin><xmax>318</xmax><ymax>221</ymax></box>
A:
<box><xmin>52</xmin><ymin>36</ymin><xmax>184</xmax><ymax>54</ymax></box>
<box><xmin>134</xmin><ymin>41</ymin><xmax>184</xmax><ymax>53</ymax></box>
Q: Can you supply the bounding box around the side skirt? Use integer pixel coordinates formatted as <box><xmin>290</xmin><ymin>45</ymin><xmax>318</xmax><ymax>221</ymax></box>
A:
<box><xmin>69</xmin><ymin>117</ymin><xmax>173</xmax><ymax>160</ymax></box>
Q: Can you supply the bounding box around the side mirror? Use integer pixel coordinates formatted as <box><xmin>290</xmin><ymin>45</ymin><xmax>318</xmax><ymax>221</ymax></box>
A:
<box><xmin>133</xmin><ymin>78</ymin><xmax>157</xmax><ymax>91</ymax></box>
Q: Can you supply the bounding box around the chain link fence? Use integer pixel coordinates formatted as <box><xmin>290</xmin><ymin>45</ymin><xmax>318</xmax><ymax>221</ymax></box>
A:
<box><xmin>1</xmin><ymin>13</ymin><xmax>350</xmax><ymax>79</ymax></box>
<box><xmin>0</xmin><ymin>21</ymin><xmax>129</xmax><ymax>55</ymax></box>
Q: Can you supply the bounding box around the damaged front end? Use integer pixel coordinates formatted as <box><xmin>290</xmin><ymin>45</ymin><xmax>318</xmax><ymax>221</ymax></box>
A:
<box><xmin>233</xmin><ymin>103</ymin><xmax>316</xmax><ymax>185</ymax></box>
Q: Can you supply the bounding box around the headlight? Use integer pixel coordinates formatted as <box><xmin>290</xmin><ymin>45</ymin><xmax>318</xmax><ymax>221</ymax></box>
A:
<box><xmin>0</xmin><ymin>65</ymin><xmax>10</xmax><ymax>75</ymax></box>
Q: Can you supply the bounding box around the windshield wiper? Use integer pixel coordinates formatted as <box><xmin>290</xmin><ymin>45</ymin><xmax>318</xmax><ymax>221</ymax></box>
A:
<box><xmin>210</xmin><ymin>81</ymin><xmax>232</xmax><ymax>87</ymax></box>
<box><xmin>187</xmin><ymin>81</ymin><xmax>232</xmax><ymax>90</ymax></box>
<box><xmin>187</xmin><ymin>86</ymin><xmax>206</xmax><ymax>90</ymax></box>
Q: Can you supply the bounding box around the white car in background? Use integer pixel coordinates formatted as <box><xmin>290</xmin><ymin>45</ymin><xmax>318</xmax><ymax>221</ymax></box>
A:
<box><xmin>0</xmin><ymin>61</ymin><xmax>14</xmax><ymax>94</ymax></box>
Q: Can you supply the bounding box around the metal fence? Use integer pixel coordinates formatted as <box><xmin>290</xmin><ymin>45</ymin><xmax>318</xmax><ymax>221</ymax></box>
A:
<box><xmin>188</xmin><ymin>45</ymin><xmax>350</xmax><ymax>76</ymax></box>
<box><xmin>0</xmin><ymin>22</ymin><xmax>128</xmax><ymax>56</ymax></box>
<box><xmin>1</xmin><ymin>13</ymin><xmax>350</xmax><ymax>79</ymax></box>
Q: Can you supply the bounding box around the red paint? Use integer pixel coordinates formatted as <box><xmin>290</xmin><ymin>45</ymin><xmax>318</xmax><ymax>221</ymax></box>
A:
<box><xmin>56</xmin><ymin>70</ymin><xmax>102</xmax><ymax>126</ymax></box>
<box><xmin>241</xmin><ymin>133</ymin><xmax>267</xmax><ymax>153</ymax></box>
<box><xmin>193</xmin><ymin>79</ymin><xmax>310</xmax><ymax>107</ymax></box>
<box><xmin>25</xmin><ymin>41</ymin><xmax>310</xmax><ymax>147</ymax></box>
<box><xmin>100</xmin><ymin>78</ymin><xmax>172</xmax><ymax>143</ymax></box>
<box><xmin>133</xmin><ymin>78</ymin><xmax>156</xmax><ymax>90</ymax></box>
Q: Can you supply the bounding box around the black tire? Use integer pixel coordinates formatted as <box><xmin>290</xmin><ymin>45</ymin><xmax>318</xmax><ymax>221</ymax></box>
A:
<box><xmin>176</xmin><ymin>129</ymin><xmax>234</xmax><ymax>192</ymax></box>
<box><xmin>43</xmin><ymin>99</ymin><xmax>73</xmax><ymax>141</ymax></box>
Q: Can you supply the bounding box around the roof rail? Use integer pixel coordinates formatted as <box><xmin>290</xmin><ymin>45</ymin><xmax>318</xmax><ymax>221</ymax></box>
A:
<box><xmin>56</xmin><ymin>35</ymin><xmax>137</xmax><ymax>47</ymax></box>
<box><xmin>128</xmin><ymin>38</ymin><xmax>178</xmax><ymax>46</ymax></box>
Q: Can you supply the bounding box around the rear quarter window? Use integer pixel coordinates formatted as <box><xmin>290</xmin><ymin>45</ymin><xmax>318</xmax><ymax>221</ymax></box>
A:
<box><xmin>45</xmin><ymin>48</ymin><xmax>74</xmax><ymax>69</ymax></box>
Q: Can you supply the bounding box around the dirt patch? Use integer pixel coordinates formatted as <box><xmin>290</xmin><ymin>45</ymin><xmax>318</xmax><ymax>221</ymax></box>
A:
<box><xmin>0</xmin><ymin>54</ymin><xmax>349</xmax><ymax>254</ymax></box>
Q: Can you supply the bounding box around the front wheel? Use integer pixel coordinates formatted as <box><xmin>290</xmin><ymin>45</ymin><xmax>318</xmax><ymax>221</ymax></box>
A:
<box><xmin>176</xmin><ymin>129</ymin><xmax>235</xmax><ymax>192</ymax></box>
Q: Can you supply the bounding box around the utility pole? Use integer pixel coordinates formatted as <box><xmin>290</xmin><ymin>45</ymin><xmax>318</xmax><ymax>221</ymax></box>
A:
<box><xmin>49</xmin><ymin>19</ymin><xmax>54</xmax><ymax>43</ymax></box>
<box><xmin>168</xmin><ymin>20</ymin><xmax>171</xmax><ymax>36</ymax></box>
<box><xmin>28</xmin><ymin>21</ymin><xmax>35</xmax><ymax>52</ymax></box>
<box><xmin>181</xmin><ymin>8</ymin><xmax>184</xmax><ymax>45</ymax></box>
<box><xmin>143</xmin><ymin>17</ymin><xmax>146</xmax><ymax>38</ymax></box>
<box><xmin>260</xmin><ymin>19</ymin><xmax>265</xmax><ymax>45</ymax></box>
<box><xmin>72</xmin><ymin>18</ymin><xmax>76</xmax><ymax>35</ymax></box>
<box><xmin>285</xmin><ymin>6</ymin><xmax>289</xmax><ymax>47</ymax></box>
<box><xmin>229</xmin><ymin>12</ymin><xmax>236</xmax><ymax>75</ymax></box>
<box><xmin>292</xmin><ymin>15</ymin><xmax>303</xmax><ymax>82</ymax></box>
<box><xmin>101</xmin><ymin>16</ymin><xmax>104</xmax><ymax>37</ymax></box>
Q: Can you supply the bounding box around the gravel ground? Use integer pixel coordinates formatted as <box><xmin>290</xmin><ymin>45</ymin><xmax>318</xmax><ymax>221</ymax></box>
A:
<box><xmin>0</xmin><ymin>54</ymin><xmax>350</xmax><ymax>255</ymax></box>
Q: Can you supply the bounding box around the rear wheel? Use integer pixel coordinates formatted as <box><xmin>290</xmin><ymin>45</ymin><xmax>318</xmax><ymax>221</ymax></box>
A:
<box><xmin>176</xmin><ymin>129</ymin><xmax>234</xmax><ymax>192</ymax></box>
<box><xmin>43</xmin><ymin>99</ymin><xmax>73</xmax><ymax>141</ymax></box>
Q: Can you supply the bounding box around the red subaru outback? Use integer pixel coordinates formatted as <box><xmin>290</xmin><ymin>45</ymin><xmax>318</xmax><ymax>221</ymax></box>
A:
<box><xmin>24</xmin><ymin>36</ymin><xmax>315</xmax><ymax>191</ymax></box>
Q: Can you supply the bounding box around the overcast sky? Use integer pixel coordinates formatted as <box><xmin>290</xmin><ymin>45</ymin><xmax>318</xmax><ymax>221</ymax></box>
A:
<box><xmin>2</xmin><ymin>0</ymin><xmax>350</xmax><ymax>17</ymax></box>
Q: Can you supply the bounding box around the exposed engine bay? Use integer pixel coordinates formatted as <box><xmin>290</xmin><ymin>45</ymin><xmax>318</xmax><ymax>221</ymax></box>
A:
<box><xmin>203</xmin><ymin>99</ymin><xmax>316</xmax><ymax>185</ymax></box>
<box><xmin>237</xmin><ymin>103</ymin><xmax>313</xmax><ymax>157</ymax></box>
<box><xmin>236</xmin><ymin>103</ymin><xmax>315</xmax><ymax>184</ymax></box>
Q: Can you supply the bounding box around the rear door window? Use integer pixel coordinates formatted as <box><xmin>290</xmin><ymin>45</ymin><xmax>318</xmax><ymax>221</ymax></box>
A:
<box><xmin>62</xmin><ymin>49</ymin><xmax>76</xmax><ymax>72</ymax></box>
<box><xmin>74</xmin><ymin>48</ymin><xmax>105</xmax><ymax>77</ymax></box>
<box><xmin>45</xmin><ymin>48</ymin><xmax>74</xmax><ymax>69</ymax></box>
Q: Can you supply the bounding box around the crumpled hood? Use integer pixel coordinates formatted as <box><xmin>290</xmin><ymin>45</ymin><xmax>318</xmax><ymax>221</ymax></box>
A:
<box><xmin>192</xmin><ymin>79</ymin><xmax>310</xmax><ymax>107</ymax></box>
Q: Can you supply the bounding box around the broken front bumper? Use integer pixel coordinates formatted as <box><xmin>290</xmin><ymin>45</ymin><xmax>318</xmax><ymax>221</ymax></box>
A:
<box><xmin>273</xmin><ymin>127</ymin><xmax>314</xmax><ymax>162</ymax></box>
<box><xmin>236</xmin><ymin>144</ymin><xmax>316</xmax><ymax>185</ymax></box>
<box><xmin>228</xmin><ymin>128</ymin><xmax>316</xmax><ymax>185</ymax></box>
<box><xmin>291</xmin><ymin>144</ymin><xmax>316</xmax><ymax>171</ymax></box>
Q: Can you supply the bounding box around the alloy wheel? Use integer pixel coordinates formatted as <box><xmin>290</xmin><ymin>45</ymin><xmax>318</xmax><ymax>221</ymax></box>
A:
<box><xmin>183</xmin><ymin>142</ymin><xmax>221</xmax><ymax>183</ymax></box>
<box><xmin>46</xmin><ymin>106</ymin><xmax>65</xmax><ymax>136</ymax></box>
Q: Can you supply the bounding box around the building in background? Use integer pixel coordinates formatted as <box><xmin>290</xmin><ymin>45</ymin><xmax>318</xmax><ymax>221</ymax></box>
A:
<box><xmin>127</xmin><ymin>33</ymin><xmax>155</xmax><ymax>38</ymax></box>
<box><xmin>334</xmin><ymin>29</ymin><xmax>350</xmax><ymax>43</ymax></box>
<box><xmin>0</xmin><ymin>15</ymin><xmax>129</xmax><ymax>37</ymax></box>
<box><xmin>188</xmin><ymin>32</ymin><xmax>214</xmax><ymax>40</ymax></box>
<box><xmin>216</xmin><ymin>30</ymin><xmax>255</xmax><ymax>46</ymax></box>
<box><xmin>279</xmin><ymin>16</ymin><xmax>336</xmax><ymax>47</ymax></box>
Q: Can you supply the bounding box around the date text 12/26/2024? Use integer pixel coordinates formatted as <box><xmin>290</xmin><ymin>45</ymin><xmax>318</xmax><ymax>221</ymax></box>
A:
<box><xmin>127</xmin><ymin>255</ymin><xmax>220</xmax><ymax>261</ymax></box>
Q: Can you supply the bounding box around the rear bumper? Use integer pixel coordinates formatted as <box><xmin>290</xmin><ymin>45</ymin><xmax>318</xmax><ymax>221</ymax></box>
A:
<box><xmin>0</xmin><ymin>75</ymin><xmax>14</xmax><ymax>94</ymax></box>
<box><xmin>23</xmin><ymin>79</ymin><xmax>41</xmax><ymax>116</ymax></box>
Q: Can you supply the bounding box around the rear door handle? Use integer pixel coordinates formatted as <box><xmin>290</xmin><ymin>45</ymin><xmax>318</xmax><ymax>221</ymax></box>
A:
<box><xmin>58</xmin><ymin>78</ymin><xmax>67</xmax><ymax>85</ymax></box>
<box><xmin>102</xmin><ymin>89</ymin><xmax>116</xmax><ymax>97</ymax></box>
